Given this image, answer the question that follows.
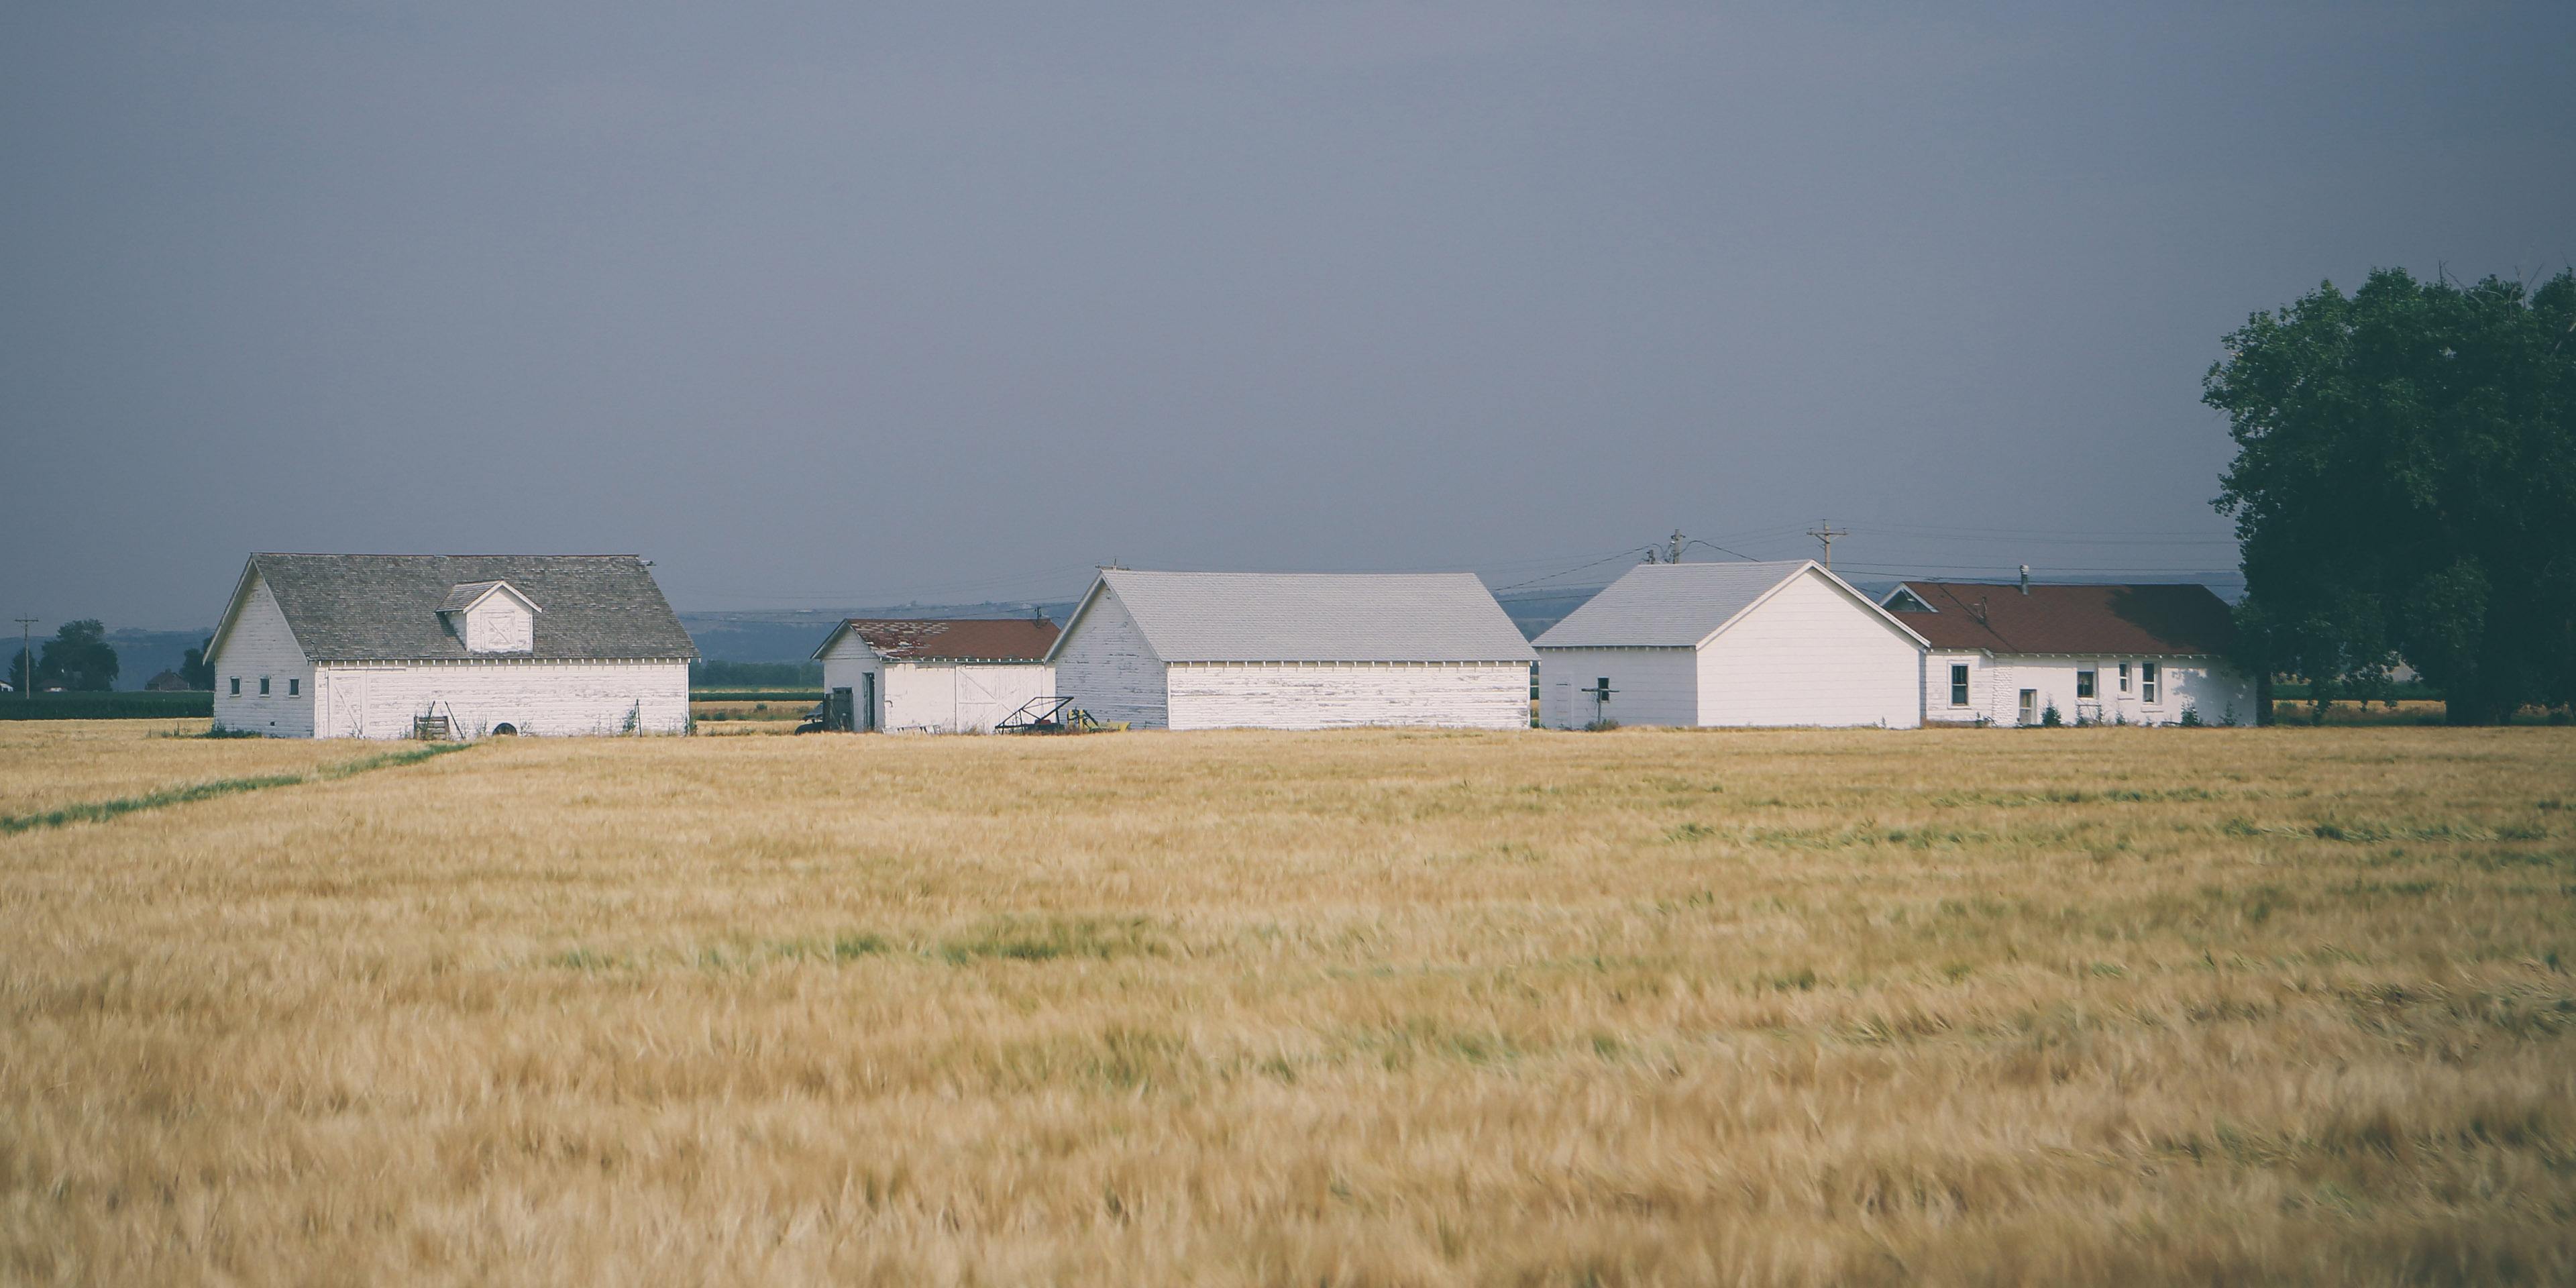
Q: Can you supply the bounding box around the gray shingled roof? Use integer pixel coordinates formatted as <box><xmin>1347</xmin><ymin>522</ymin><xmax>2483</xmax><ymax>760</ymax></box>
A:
<box><xmin>230</xmin><ymin>554</ymin><xmax>697</xmax><ymax>662</ymax></box>
<box><xmin>1064</xmin><ymin>570</ymin><xmax>1536</xmax><ymax>663</ymax></box>
<box><xmin>1534</xmin><ymin>559</ymin><xmax>1918</xmax><ymax>649</ymax></box>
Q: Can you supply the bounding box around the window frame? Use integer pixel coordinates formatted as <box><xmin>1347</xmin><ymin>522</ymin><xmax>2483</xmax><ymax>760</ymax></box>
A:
<box><xmin>258</xmin><ymin>676</ymin><xmax>270</xmax><ymax>696</ymax></box>
<box><xmin>229</xmin><ymin>677</ymin><xmax>241</xmax><ymax>696</ymax></box>
<box><xmin>2076</xmin><ymin>669</ymin><xmax>2096</xmax><ymax>699</ymax></box>
<box><xmin>1949</xmin><ymin>663</ymin><xmax>1970</xmax><ymax>707</ymax></box>
<box><xmin>288</xmin><ymin>678</ymin><xmax>300</xmax><ymax>697</ymax></box>
<box><xmin>2141</xmin><ymin>661</ymin><xmax>2160</xmax><ymax>704</ymax></box>
<box><xmin>2118</xmin><ymin>662</ymin><xmax>2131</xmax><ymax>694</ymax></box>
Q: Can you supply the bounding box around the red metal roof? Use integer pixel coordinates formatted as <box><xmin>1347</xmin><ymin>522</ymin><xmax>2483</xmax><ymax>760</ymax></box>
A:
<box><xmin>1885</xmin><ymin>582</ymin><xmax>2235</xmax><ymax>656</ymax></box>
<box><xmin>839</xmin><ymin>618</ymin><xmax>1058</xmax><ymax>661</ymax></box>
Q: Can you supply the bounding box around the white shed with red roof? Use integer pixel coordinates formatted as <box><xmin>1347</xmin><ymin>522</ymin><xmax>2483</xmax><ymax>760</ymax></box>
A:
<box><xmin>812</xmin><ymin>618</ymin><xmax>1059</xmax><ymax>733</ymax></box>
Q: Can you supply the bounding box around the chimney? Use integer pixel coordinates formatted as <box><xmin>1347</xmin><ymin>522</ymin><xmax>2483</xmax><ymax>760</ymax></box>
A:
<box><xmin>2019</xmin><ymin>564</ymin><xmax>2031</xmax><ymax>596</ymax></box>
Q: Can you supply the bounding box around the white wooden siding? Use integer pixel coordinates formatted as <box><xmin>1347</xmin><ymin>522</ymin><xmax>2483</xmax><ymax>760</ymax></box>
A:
<box><xmin>1698</xmin><ymin>570</ymin><xmax>1923</xmax><ymax>728</ymax></box>
<box><xmin>211</xmin><ymin>576</ymin><xmax>316</xmax><ymax>737</ymax></box>
<box><xmin>311</xmin><ymin>660</ymin><xmax>687</xmax><ymax>739</ymax></box>
<box><xmin>463</xmin><ymin>597</ymin><xmax>533</xmax><ymax>653</ymax></box>
<box><xmin>1921</xmin><ymin>652</ymin><xmax>2258</xmax><ymax>727</ymax></box>
<box><xmin>819</xmin><ymin>634</ymin><xmax>883</xmax><ymax>731</ymax></box>
<box><xmin>877</xmin><ymin>661</ymin><xmax>1055</xmax><ymax>733</ymax></box>
<box><xmin>1535</xmin><ymin>647</ymin><xmax>1696</xmax><ymax>728</ymax></box>
<box><xmin>1165</xmin><ymin>662</ymin><xmax>1529</xmax><ymax>731</ymax></box>
<box><xmin>1924</xmin><ymin>651</ymin><xmax>1986</xmax><ymax>723</ymax></box>
<box><xmin>1052</xmin><ymin>586</ymin><xmax>1170</xmax><ymax>729</ymax></box>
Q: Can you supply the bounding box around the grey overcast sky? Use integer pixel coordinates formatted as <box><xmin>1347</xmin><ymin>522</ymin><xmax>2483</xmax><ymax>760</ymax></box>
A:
<box><xmin>4</xmin><ymin>1</ymin><xmax>2571</xmax><ymax>630</ymax></box>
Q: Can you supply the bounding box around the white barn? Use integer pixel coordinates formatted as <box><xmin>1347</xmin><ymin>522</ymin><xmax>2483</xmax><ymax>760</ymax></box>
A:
<box><xmin>1534</xmin><ymin>559</ymin><xmax>1927</xmax><ymax>729</ymax></box>
<box><xmin>1882</xmin><ymin>580</ymin><xmax>2256</xmax><ymax>727</ymax></box>
<box><xmin>1046</xmin><ymin>570</ymin><xmax>1537</xmax><ymax>731</ymax></box>
<box><xmin>812</xmin><ymin>618</ymin><xmax>1059</xmax><ymax>733</ymax></box>
<box><xmin>205</xmin><ymin>553</ymin><xmax>696</xmax><ymax>738</ymax></box>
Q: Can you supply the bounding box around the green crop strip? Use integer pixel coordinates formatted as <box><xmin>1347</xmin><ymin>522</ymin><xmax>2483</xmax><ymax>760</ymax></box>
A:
<box><xmin>0</xmin><ymin>742</ymin><xmax>474</xmax><ymax>835</ymax></box>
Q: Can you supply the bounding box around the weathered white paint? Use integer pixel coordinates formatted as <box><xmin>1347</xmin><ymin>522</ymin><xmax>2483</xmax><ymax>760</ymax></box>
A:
<box><xmin>819</xmin><ymin>631</ymin><xmax>1057</xmax><ymax>733</ymax></box>
<box><xmin>1698</xmin><ymin>570</ymin><xmax>1923</xmax><ymax>728</ymax></box>
<box><xmin>1535</xmin><ymin>564</ymin><xmax>1924</xmax><ymax>729</ymax></box>
<box><xmin>1050</xmin><ymin>584</ymin><xmax>1169</xmax><ymax>729</ymax></box>
<box><xmin>211</xmin><ymin>575</ymin><xmax>316</xmax><ymax>737</ymax></box>
<box><xmin>1167</xmin><ymin>662</ymin><xmax>1529</xmax><ymax>731</ymax></box>
<box><xmin>1051</xmin><ymin>578</ymin><xmax>1534</xmax><ymax>731</ymax></box>
<box><xmin>456</xmin><ymin>586</ymin><xmax>535</xmax><ymax>653</ymax></box>
<box><xmin>311</xmin><ymin>660</ymin><xmax>687</xmax><ymax>739</ymax></box>
<box><xmin>1921</xmin><ymin>651</ymin><xmax>2257</xmax><ymax>727</ymax></box>
<box><xmin>1538</xmin><ymin>647</ymin><xmax>1697</xmax><ymax>729</ymax></box>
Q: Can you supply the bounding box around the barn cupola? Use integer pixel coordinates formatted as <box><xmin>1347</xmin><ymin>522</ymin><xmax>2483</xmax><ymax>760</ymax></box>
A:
<box><xmin>439</xmin><ymin>580</ymin><xmax>541</xmax><ymax>653</ymax></box>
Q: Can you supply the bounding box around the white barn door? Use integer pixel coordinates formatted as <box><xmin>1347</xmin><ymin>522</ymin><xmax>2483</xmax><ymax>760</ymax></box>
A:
<box><xmin>329</xmin><ymin>671</ymin><xmax>367</xmax><ymax>738</ymax></box>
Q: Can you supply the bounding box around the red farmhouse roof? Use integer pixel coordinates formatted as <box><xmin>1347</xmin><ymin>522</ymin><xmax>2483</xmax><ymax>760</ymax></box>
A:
<box><xmin>835</xmin><ymin>618</ymin><xmax>1058</xmax><ymax>661</ymax></box>
<box><xmin>1886</xmin><ymin>582</ymin><xmax>2234</xmax><ymax>656</ymax></box>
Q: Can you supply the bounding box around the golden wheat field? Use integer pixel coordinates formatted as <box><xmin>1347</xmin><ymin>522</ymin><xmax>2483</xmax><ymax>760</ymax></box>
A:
<box><xmin>2</xmin><ymin>720</ymin><xmax>2572</xmax><ymax>1287</ymax></box>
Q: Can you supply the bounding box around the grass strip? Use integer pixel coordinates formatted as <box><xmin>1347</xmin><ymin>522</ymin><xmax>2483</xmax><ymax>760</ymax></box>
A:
<box><xmin>0</xmin><ymin>741</ymin><xmax>474</xmax><ymax>835</ymax></box>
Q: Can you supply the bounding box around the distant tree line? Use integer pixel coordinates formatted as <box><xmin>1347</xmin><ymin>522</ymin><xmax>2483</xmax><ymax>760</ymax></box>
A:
<box><xmin>689</xmin><ymin>659</ymin><xmax>824</xmax><ymax>688</ymax></box>
<box><xmin>8</xmin><ymin>620</ymin><xmax>120</xmax><ymax>692</ymax></box>
<box><xmin>2208</xmin><ymin>268</ymin><xmax>2575</xmax><ymax>725</ymax></box>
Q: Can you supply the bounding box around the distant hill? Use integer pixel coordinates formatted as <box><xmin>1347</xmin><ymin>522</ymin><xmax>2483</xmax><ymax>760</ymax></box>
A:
<box><xmin>678</xmin><ymin>588</ymin><xmax>1615</xmax><ymax>666</ymax></box>
<box><xmin>679</xmin><ymin>602</ymin><xmax>1079</xmax><ymax>665</ymax></box>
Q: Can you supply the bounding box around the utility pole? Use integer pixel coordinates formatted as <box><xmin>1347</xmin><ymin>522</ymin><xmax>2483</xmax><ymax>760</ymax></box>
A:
<box><xmin>14</xmin><ymin>619</ymin><xmax>35</xmax><ymax>702</ymax></box>
<box><xmin>1807</xmin><ymin>520</ymin><xmax>1848</xmax><ymax>570</ymax></box>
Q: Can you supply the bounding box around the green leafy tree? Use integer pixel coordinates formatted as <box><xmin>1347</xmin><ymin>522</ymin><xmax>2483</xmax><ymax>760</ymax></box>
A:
<box><xmin>181</xmin><ymin>638</ymin><xmax>216</xmax><ymax>690</ymax></box>
<box><xmin>37</xmin><ymin>620</ymin><xmax>119</xmax><ymax>692</ymax></box>
<box><xmin>2206</xmin><ymin>268</ymin><xmax>2576</xmax><ymax>725</ymax></box>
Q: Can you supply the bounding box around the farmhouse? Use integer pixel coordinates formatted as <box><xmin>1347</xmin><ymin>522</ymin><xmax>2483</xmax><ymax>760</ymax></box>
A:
<box><xmin>1534</xmin><ymin>559</ymin><xmax>1928</xmax><ymax>729</ymax></box>
<box><xmin>1047</xmin><ymin>570</ymin><xmax>1536</xmax><ymax>731</ymax></box>
<box><xmin>1880</xmin><ymin>580</ymin><xmax>2254</xmax><ymax>726</ymax></box>
<box><xmin>812</xmin><ymin>618</ymin><xmax>1059</xmax><ymax>733</ymax></box>
<box><xmin>206</xmin><ymin>554</ymin><xmax>695</xmax><ymax>738</ymax></box>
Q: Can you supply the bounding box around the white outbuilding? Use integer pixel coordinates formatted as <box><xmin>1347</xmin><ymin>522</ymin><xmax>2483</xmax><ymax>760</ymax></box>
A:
<box><xmin>1534</xmin><ymin>559</ymin><xmax>1928</xmax><ymax>729</ymax></box>
<box><xmin>1046</xmin><ymin>570</ymin><xmax>1538</xmax><ymax>731</ymax></box>
<box><xmin>206</xmin><ymin>553</ymin><xmax>697</xmax><ymax>738</ymax></box>
<box><xmin>812</xmin><ymin>618</ymin><xmax>1059</xmax><ymax>733</ymax></box>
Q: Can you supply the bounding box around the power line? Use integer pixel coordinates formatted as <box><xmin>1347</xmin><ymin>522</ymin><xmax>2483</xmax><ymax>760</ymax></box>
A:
<box><xmin>1491</xmin><ymin>547</ymin><xmax>1657</xmax><ymax>593</ymax></box>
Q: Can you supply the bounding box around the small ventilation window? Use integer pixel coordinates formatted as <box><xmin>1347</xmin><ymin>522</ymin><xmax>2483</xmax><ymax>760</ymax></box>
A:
<box><xmin>229</xmin><ymin>678</ymin><xmax>240</xmax><ymax>696</ymax></box>
<box><xmin>258</xmin><ymin>677</ymin><xmax>270</xmax><ymax>696</ymax></box>
<box><xmin>288</xmin><ymin>678</ymin><xmax>300</xmax><ymax>697</ymax></box>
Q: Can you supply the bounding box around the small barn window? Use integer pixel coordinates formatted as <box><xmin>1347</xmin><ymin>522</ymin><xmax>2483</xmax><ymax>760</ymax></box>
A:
<box><xmin>1949</xmin><ymin>664</ymin><xmax>1969</xmax><ymax>706</ymax></box>
<box><xmin>229</xmin><ymin>678</ymin><xmax>240</xmax><ymax>696</ymax></box>
<box><xmin>288</xmin><ymin>678</ymin><xmax>300</xmax><ymax>697</ymax></box>
<box><xmin>2141</xmin><ymin>661</ymin><xmax>2160</xmax><ymax>704</ymax></box>
<box><xmin>2118</xmin><ymin>662</ymin><xmax>2131</xmax><ymax>694</ymax></box>
<box><xmin>259</xmin><ymin>677</ymin><xmax>270</xmax><ymax>696</ymax></box>
<box><xmin>2076</xmin><ymin>669</ymin><xmax>2096</xmax><ymax>698</ymax></box>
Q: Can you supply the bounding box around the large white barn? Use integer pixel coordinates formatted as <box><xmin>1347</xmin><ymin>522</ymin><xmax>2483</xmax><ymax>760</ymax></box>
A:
<box><xmin>1534</xmin><ymin>559</ymin><xmax>1928</xmax><ymax>729</ymax></box>
<box><xmin>205</xmin><ymin>553</ymin><xmax>696</xmax><ymax>738</ymax></box>
<box><xmin>1046</xmin><ymin>570</ymin><xmax>1537</xmax><ymax>731</ymax></box>
<box><xmin>812</xmin><ymin>618</ymin><xmax>1059</xmax><ymax>733</ymax></box>
<box><xmin>1881</xmin><ymin>580</ymin><xmax>2255</xmax><ymax>726</ymax></box>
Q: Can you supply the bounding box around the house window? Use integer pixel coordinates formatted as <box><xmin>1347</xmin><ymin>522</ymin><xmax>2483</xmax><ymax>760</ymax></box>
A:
<box><xmin>2142</xmin><ymin>661</ymin><xmax>2160</xmax><ymax>704</ymax></box>
<box><xmin>2118</xmin><ymin>662</ymin><xmax>2131</xmax><ymax>694</ymax></box>
<box><xmin>259</xmin><ymin>677</ymin><xmax>270</xmax><ymax>696</ymax></box>
<box><xmin>2018</xmin><ymin>689</ymin><xmax>2038</xmax><ymax>726</ymax></box>
<box><xmin>1949</xmin><ymin>663</ymin><xmax>1970</xmax><ymax>706</ymax></box>
<box><xmin>229</xmin><ymin>678</ymin><xmax>240</xmax><ymax>696</ymax></box>
<box><xmin>288</xmin><ymin>678</ymin><xmax>300</xmax><ymax>697</ymax></box>
<box><xmin>2076</xmin><ymin>669</ymin><xmax>2096</xmax><ymax>699</ymax></box>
